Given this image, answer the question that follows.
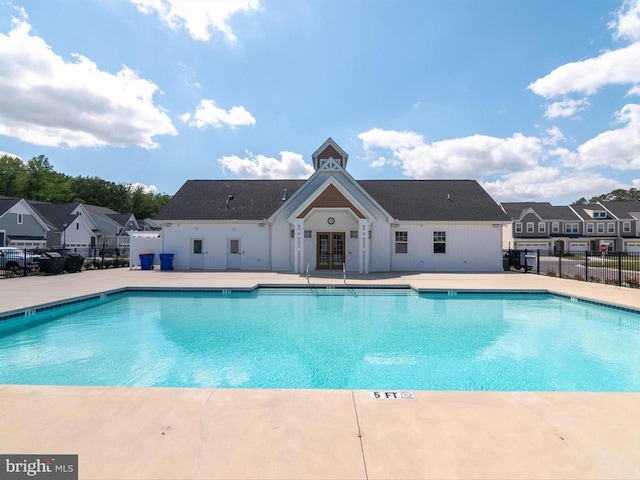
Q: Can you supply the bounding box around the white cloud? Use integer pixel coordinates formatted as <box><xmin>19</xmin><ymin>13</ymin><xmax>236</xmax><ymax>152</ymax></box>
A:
<box><xmin>629</xmin><ymin>85</ymin><xmax>640</xmax><ymax>96</ymax></box>
<box><xmin>128</xmin><ymin>182</ymin><xmax>158</xmax><ymax>193</ymax></box>
<box><xmin>358</xmin><ymin>126</ymin><xmax>634</xmax><ymax>203</ymax></box>
<box><xmin>610</xmin><ymin>0</ymin><xmax>640</xmax><ymax>42</ymax></box>
<box><xmin>577</xmin><ymin>104</ymin><xmax>640</xmax><ymax>170</ymax></box>
<box><xmin>542</xmin><ymin>126</ymin><xmax>565</xmax><ymax>147</ymax></box>
<box><xmin>130</xmin><ymin>0</ymin><xmax>260</xmax><ymax>42</ymax></box>
<box><xmin>482</xmin><ymin>167</ymin><xmax>621</xmax><ymax>203</ymax></box>
<box><xmin>528</xmin><ymin>42</ymin><xmax>640</xmax><ymax>98</ymax></box>
<box><xmin>218</xmin><ymin>151</ymin><xmax>314</xmax><ymax>179</ymax></box>
<box><xmin>0</xmin><ymin>13</ymin><xmax>176</xmax><ymax>149</ymax></box>
<box><xmin>0</xmin><ymin>151</ymin><xmax>21</xmax><ymax>160</ymax></box>
<box><xmin>359</xmin><ymin>128</ymin><xmax>542</xmax><ymax>179</ymax></box>
<box><xmin>544</xmin><ymin>98</ymin><xmax>590</xmax><ymax>119</ymax></box>
<box><xmin>181</xmin><ymin>99</ymin><xmax>255</xmax><ymax>129</ymax></box>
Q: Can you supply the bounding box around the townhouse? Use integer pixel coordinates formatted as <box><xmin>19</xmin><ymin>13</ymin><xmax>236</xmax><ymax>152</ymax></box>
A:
<box><xmin>502</xmin><ymin>201</ymin><xmax>640</xmax><ymax>253</ymax></box>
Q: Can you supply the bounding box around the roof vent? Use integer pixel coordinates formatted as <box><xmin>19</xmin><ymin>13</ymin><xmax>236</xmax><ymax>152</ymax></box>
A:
<box><xmin>282</xmin><ymin>188</ymin><xmax>288</xmax><ymax>201</ymax></box>
<box><xmin>226</xmin><ymin>195</ymin><xmax>234</xmax><ymax>208</ymax></box>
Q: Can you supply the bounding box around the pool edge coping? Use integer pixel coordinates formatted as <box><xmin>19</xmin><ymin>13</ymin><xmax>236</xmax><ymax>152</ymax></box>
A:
<box><xmin>2</xmin><ymin>284</ymin><xmax>639</xmax><ymax>322</ymax></box>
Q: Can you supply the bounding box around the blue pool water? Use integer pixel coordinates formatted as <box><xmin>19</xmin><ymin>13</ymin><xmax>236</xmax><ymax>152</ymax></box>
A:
<box><xmin>1</xmin><ymin>289</ymin><xmax>639</xmax><ymax>391</ymax></box>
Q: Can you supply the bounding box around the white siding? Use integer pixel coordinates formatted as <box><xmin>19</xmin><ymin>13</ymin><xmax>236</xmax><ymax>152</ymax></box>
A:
<box><xmin>390</xmin><ymin>223</ymin><xmax>503</xmax><ymax>272</ymax></box>
<box><xmin>162</xmin><ymin>223</ymin><xmax>270</xmax><ymax>270</ymax></box>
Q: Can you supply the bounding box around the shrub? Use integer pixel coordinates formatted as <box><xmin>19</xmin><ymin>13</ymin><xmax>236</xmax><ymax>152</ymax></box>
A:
<box><xmin>626</xmin><ymin>277</ymin><xmax>639</xmax><ymax>288</ymax></box>
<box><xmin>546</xmin><ymin>269</ymin><xmax>557</xmax><ymax>277</ymax></box>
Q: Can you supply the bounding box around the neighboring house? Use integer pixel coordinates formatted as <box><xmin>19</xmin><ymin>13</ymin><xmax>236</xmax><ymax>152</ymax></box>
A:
<box><xmin>0</xmin><ymin>197</ymin><xmax>49</xmax><ymax>248</ymax></box>
<box><xmin>501</xmin><ymin>202</ymin><xmax>583</xmax><ymax>252</ymax></box>
<box><xmin>502</xmin><ymin>200</ymin><xmax>640</xmax><ymax>253</ymax></box>
<box><xmin>154</xmin><ymin>138</ymin><xmax>510</xmax><ymax>273</ymax></box>
<box><xmin>29</xmin><ymin>202</ymin><xmax>139</xmax><ymax>253</ymax></box>
<box><xmin>29</xmin><ymin>202</ymin><xmax>98</xmax><ymax>251</ymax></box>
<box><xmin>81</xmin><ymin>206</ymin><xmax>139</xmax><ymax>250</ymax></box>
<box><xmin>107</xmin><ymin>213</ymin><xmax>139</xmax><ymax>251</ymax></box>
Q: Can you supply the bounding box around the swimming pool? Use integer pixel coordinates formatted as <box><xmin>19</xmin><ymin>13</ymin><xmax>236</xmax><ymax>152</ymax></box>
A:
<box><xmin>1</xmin><ymin>288</ymin><xmax>639</xmax><ymax>391</ymax></box>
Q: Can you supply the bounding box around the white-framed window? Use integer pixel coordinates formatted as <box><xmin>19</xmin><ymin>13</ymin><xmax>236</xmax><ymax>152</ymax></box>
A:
<box><xmin>395</xmin><ymin>231</ymin><xmax>408</xmax><ymax>254</ymax></box>
<box><xmin>526</xmin><ymin>222</ymin><xmax>534</xmax><ymax>233</ymax></box>
<box><xmin>597</xmin><ymin>223</ymin><xmax>604</xmax><ymax>233</ymax></box>
<box><xmin>565</xmin><ymin>223</ymin><xmax>578</xmax><ymax>234</ymax></box>
<box><xmin>17</xmin><ymin>213</ymin><xmax>23</xmax><ymax>225</ymax></box>
<box><xmin>594</xmin><ymin>211</ymin><xmax>607</xmax><ymax>218</ymax></box>
<box><xmin>304</xmin><ymin>230</ymin><xmax>312</xmax><ymax>238</ymax></box>
<box><xmin>607</xmin><ymin>223</ymin><xmax>615</xmax><ymax>233</ymax></box>
<box><xmin>433</xmin><ymin>231</ymin><xmax>446</xmax><ymax>254</ymax></box>
<box><xmin>551</xmin><ymin>222</ymin><xmax>559</xmax><ymax>233</ymax></box>
<box><xmin>586</xmin><ymin>223</ymin><xmax>594</xmax><ymax>233</ymax></box>
<box><xmin>623</xmin><ymin>221</ymin><xmax>631</xmax><ymax>233</ymax></box>
<box><xmin>538</xmin><ymin>222</ymin><xmax>545</xmax><ymax>233</ymax></box>
<box><xmin>350</xmin><ymin>230</ymin><xmax>358</xmax><ymax>239</ymax></box>
<box><xmin>515</xmin><ymin>222</ymin><xmax>522</xmax><ymax>233</ymax></box>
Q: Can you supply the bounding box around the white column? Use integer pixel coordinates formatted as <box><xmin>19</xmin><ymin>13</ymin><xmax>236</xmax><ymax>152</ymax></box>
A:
<box><xmin>359</xmin><ymin>219</ymin><xmax>370</xmax><ymax>274</ymax></box>
<box><xmin>294</xmin><ymin>219</ymin><xmax>305</xmax><ymax>273</ymax></box>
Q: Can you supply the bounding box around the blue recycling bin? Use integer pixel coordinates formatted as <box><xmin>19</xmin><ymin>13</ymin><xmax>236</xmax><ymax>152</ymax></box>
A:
<box><xmin>159</xmin><ymin>253</ymin><xmax>175</xmax><ymax>271</ymax></box>
<box><xmin>139</xmin><ymin>253</ymin><xmax>155</xmax><ymax>270</ymax></box>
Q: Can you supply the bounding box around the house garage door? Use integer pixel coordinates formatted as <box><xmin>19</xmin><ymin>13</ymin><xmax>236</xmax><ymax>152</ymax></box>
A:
<box><xmin>569</xmin><ymin>242</ymin><xmax>588</xmax><ymax>252</ymax></box>
<box><xmin>517</xmin><ymin>242</ymin><xmax>548</xmax><ymax>250</ymax></box>
<box><xmin>627</xmin><ymin>243</ymin><xmax>640</xmax><ymax>253</ymax></box>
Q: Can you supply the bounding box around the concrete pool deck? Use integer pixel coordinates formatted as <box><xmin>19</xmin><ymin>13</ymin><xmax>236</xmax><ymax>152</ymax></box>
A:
<box><xmin>1</xmin><ymin>269</ymin><xmax>640</xmax><ymax>479</ymax></box>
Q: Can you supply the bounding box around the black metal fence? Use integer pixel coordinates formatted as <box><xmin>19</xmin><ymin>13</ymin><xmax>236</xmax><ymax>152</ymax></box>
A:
<box><xmin>0</xmin><ymin>247</ymin><xmax>130</xmax><ymax>279</ymax></box>
<box><xmin>507</xmin><ymin>249</ymin><xmax>640</xmax><ymax>288</ymax></box>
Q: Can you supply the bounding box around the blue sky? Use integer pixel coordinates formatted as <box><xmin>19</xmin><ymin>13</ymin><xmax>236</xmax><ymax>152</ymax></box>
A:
<box><xmin>1</xmin><ymin>0</ymin><xmax>639</xmax><ymax>204</ymax></box>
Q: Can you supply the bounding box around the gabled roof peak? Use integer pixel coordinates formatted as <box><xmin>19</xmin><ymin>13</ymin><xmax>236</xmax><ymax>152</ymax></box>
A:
<box><xmin>311</xmin><ymin>137</ymin><xmax>348</xmax><ymax>171</ymax></box>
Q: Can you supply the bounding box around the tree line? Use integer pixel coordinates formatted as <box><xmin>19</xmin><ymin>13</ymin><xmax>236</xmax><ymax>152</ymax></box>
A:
<box><xmin>575</xmin><ymin>188</ymin><xmax>640</xmax><ymax>204</ymax></box>
<box><xmin>0</xmin><ymin>154</ymin><xmax>170</xmax><ymax>219</ymax></box>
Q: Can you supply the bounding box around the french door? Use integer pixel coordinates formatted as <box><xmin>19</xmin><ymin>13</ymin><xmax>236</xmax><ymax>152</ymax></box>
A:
<box><xmin>316</xmin><ymin>232</ymin><xmax>345</xmax><ymax>270</ymax></box>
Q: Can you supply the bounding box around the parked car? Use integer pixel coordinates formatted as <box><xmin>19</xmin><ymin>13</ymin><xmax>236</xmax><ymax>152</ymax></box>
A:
<box><xmin>0</xmin><ymin>247</ymin><xmax>41</xmax><ymax>274</ymax></box>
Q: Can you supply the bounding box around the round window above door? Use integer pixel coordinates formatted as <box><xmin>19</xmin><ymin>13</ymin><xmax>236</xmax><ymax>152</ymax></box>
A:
<box><xmin>327</xmin><ymin>217</ymin><xmax>335</xmax><ymax>225</ymax></box>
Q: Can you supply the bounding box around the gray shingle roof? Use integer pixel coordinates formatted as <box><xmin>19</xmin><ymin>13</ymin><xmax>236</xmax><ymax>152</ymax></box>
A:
<box><xmin>156</xmin><ymin>180</ymin><xmax>306</xmax><ymax>221</ymax></box>
<box><xmin>358</xmin><ymin>180</ymin><xmax>507</xmax><ymax>221</ymax></box>
<box><xmin>501</xmin><ymin>202</ymin><xmax>580</xmax><ymax>221</ymax></box>
<box><xmin>601</xmin><ymin>201</ymin><xmax>640</xmax><ymax>218</ymax></box>
<box><xmin>28</xmin><ymin>202</ymin><xmax>79</xmax><ymax>230</ymax></box>
<box><xmin>157</xmin><ymin>179</ymin><xmax>508</xmax><ymax>222</ymax></box>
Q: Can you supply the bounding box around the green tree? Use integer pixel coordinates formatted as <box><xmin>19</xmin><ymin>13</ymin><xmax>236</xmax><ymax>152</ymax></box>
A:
<box><xmin>0</xmin><ymin>154</ymin><xmax>26</xmax><ymax>197</ymax></box>
<box><xmin>128</xmin><ymin>184</ymin><xmax>170</xmax><ymax>218</ymax></box>
<box><xmin>23</xmin><ymin>155</ymin><xmax>55</xmax><ymax>201</ymax></box>
<box><xmin>584</xmin><ymin>188</ymin><xmax>640</xmax><ymax>203</ymax></box>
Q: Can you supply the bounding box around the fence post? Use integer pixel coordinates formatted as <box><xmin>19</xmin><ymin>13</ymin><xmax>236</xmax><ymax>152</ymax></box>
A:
<box><xmin>584</xmin><ymin>250</ymin><xmax>588</xmax><ymax>281</ymax></box>
<box><xmin>618</xmin><ymin>251</ymin><xmax>622</xmax><ymax>286</ymax></box>
<box><xmin>558</xmin><ymin>249</ymin><xmax>562</xmax><ymax>277</ymax></box>
<box><xmin>536</xmin><ymin>249</ymin><xmax>540</xmax><ymax>275</ymax></box>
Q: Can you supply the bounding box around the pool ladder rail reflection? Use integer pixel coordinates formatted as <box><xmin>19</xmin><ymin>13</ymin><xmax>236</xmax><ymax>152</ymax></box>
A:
<box><xmin>306</xmin><ymin>263</ymin><xmax>318</xmax><ymax>297</ymax></box>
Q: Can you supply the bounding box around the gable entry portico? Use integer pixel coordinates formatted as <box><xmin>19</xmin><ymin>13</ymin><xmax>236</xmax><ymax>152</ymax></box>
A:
<box><xmin>277</xmin><ymin>138</ymin><xmax>377</xmax><ymax>274</ymax></box>
<box><xmin>288</xmin><ymin>179</ymin><xmax>375</xmax><ymax>274</ymax></box>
